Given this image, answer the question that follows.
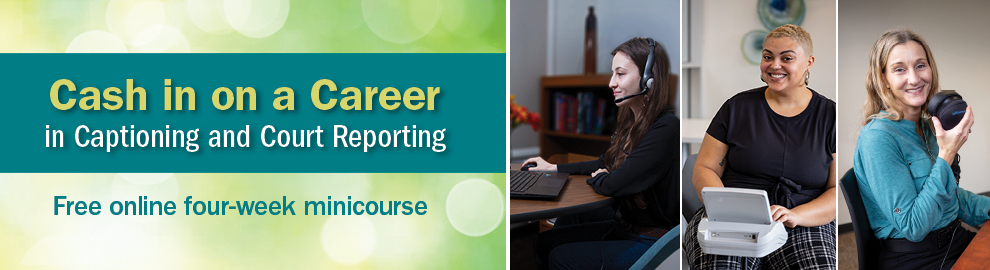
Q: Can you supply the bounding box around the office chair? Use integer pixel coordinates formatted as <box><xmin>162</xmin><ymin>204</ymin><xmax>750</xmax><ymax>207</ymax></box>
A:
<box><xmin>681</xmin><ymin>154</ymin><xmax>704</xmax><ymax>270</ymax></box>
<box><xmin>682</xmin><ymin>154</ymin><xmax>703</xmax><ymax>217</ymax></box>
<box><xmin>629</xmin><ymin>224</ymin><xmax>681</xmax><ymax>270</ymax></box>
<box><xmin>839</xmin><ymin>168</ymin><xmax>880</xmax><ymax>270</ymax></box>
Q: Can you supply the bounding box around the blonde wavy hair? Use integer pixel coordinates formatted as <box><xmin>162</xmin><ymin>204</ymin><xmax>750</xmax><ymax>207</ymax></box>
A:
<box><xmin>862</xmin><ymin>28</ymin><xmax>940</xmax><ymax>126</ymax></box>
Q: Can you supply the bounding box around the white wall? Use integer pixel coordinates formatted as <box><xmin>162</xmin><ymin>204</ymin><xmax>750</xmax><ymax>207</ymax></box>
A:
<box><xmin>550</xmin><ymin>0</ymin><xmax>680</xmax><ymax>76</ymax></box>
<box><xmin>509</xmin><ymin>0</ymin><xmax>548</xmax><ymax>154</ymax></box>
<box><xmin>510</xmin><ymin>0</ymin><xmax>681</xmax><ymax>157</ymax></box>
<box><xmin>699</xmin><ymin>0</ymin><xmax>836</xmax><ymax>118</ymax></box>
<box><xmin>837</xmin><ymin>0</ymin><xmax>990</xmax><ymax>225</ymax></box>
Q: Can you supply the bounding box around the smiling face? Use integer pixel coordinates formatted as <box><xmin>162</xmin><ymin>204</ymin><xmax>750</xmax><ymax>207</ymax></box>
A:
<box><xmin>884</xmin><ymin>41</ymin><xmax>932</xmax><ymax>116</ymax></box>
<box><xmin>760</xmin><ymin>37</ymin><xmax>813</xmax><ymax>92</ymax></box>
<box><xmin>609</xmin><ymin>51</ymin><xmax>643</xmax><ymax>107</ymax></box>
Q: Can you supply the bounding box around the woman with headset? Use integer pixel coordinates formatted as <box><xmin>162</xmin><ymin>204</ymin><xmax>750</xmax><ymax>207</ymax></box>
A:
<box><xmin>853</xmin><ymin>28</ymin><xmax>989</xmax><ymax>269</ymax></box>
<box><xmin>521</xmin><ymin>37</ymin><xmax>679</xmax><ymax>269</ymax></box>
<box><xmin>685</xmin><ymin>24</ymin><xmax>837</xmax><ymax>269</ymax></box>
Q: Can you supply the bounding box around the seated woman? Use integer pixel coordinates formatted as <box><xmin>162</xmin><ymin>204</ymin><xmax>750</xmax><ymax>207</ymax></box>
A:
<box><xmin>684</xmin><ymin>24</ymin><xmax>837</xmax><ymax>269</ymax></box>
<box><xmin>853</xmin><ymin>27</ymin><xmax>988</xmax><ymax>269</ymax></box>
<box><xmin>521</xmin><ymin>37</ymin><xmax>679</xmax><ymax>269</ymax></box>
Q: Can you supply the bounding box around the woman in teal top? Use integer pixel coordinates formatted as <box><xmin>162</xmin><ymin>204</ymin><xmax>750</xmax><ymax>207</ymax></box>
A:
<box><xmin>853</xmin><ymin>28</ymin><xmax>990</xmax><ymax>269</ymax></box>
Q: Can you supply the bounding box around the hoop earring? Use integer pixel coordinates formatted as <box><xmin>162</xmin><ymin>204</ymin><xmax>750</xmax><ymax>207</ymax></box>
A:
<box><xmin>761</xmin><ymin>75</ymin><xmax>766</xmax><ymax>83</ymax></box>
<box><xmin>805</xmin><ymin>71</ymin><xmax>810</xmax><ymax>86</ymax></box>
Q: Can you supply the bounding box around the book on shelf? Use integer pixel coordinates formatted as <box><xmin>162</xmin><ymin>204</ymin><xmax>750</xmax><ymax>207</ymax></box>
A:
<box><xmin>550</xmin><ymin>91</ymin><xmax>615</xmax><ymax>135</ymax></box>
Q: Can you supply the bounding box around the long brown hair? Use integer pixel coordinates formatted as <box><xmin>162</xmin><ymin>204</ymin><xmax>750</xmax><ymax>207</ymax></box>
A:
<box><xmin>604</xmin><ymin>37</ymin><xmax>673</xmax><ymax>171</ymax></box>
<box><xmin>863</xmin><ymin>28</ymin><xmax>940</xmax><ymax>125</ymax></box>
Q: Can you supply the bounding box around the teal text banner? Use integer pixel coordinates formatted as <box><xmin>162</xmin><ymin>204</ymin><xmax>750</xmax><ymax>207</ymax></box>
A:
<box><xmin>0</xmin><ymin>53</ymin><xmax>506</xmax><ymax>173</ymax></box>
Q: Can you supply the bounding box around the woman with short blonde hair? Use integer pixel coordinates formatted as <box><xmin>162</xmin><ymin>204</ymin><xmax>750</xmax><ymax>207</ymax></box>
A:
<box><xmin>685</xmin><ymin>24</ymin><xmax>837</xmax><ymax>269</ymax></box>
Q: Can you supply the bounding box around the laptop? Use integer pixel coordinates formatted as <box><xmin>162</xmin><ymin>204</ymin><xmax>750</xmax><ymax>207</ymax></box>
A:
<box><xmin>510</xmin><ymin>170</ymin><xmax>569</xmax><ymax>200</ymax></box>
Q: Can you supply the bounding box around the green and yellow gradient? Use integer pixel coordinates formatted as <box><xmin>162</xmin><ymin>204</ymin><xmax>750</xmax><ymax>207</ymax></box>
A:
<box><xmin>1</xmin><ymin>173</ymin><xmax>506</xmax><ymax>269</ymax></box>
<box><xmin>0</xmin><ymin>0</ymin><xmax>507</xmax><ymax>268</ymax></box>
<box><xmin>0</xmin><ymin>0</ymin><xmax>505</xmax><ymax>53</ymax></box>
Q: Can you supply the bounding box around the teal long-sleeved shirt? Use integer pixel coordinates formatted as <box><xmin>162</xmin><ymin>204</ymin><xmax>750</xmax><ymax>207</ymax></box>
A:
<box><xmin>853</xmin><ymin>113</ymin><xmax>990</xmax><ymax>242</ymax></box>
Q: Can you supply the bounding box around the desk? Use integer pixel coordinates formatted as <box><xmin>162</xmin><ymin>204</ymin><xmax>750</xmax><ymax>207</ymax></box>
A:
<box><xmin>953</xmin><ymin>221</ymin><xmax>990</xmax><ymax>269</ymax></box>
<box><xmin>509</xmin><ymin>167</ymin><xmax>613</xmax><ymax>223</ymax></box>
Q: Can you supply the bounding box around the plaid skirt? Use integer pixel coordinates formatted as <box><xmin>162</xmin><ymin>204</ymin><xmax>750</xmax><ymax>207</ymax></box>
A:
<box><xmin>683</xmin><ymin>207</ymin><xmax>837</xmax><ymax>270</ymax></box>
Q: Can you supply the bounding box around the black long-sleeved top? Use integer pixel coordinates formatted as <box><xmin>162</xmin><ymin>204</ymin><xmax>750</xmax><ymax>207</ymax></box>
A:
<box><xmin>556</xmin><ymin>111</ymin><xmax>680</xmax><ymax>230</ymax></box>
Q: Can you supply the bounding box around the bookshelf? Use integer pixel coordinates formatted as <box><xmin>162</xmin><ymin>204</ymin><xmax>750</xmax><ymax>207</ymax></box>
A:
<box><xmin>538</xmin><ymin>74</ymin><xmax>678</xmax><ymax>162</ymax></box>
<box><xmin>539</xmin><ymin>74</ymin><xmax>614</xmax><ymax>161</ymax></box>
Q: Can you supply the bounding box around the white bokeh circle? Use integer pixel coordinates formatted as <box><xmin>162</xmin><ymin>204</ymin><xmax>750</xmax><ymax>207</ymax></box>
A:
<box><xmin>187</xmin><ymin>0</ymin><xmax>234</xmax><ymax>35</ymax></box>
<box><xmin>361</xmin><ymin>0</ymin><xmax>441</xmax><ymax>44</ymax></box>
<box><xmin>373</xmin><ymin>215</ymin><xmax>431</xmax><ymax>261</ymax></box>
<box><xmin>321</xmin><ymin>215</ymin><xmax>376</xmax><ymax>265</ymax></box>
<box><xmin>131</xmin><ymin>25</ymin><xmax>190</xmax><ymax>53</ymax></box>
<box><xmin>65</xmin><ymin>31</ymin><xmax>128</xmax><ymax>53</ymax></box>
<box><xmin>223</xmin><ymin>0</ymin><xmax>290</xmax><ymax>38</ymax></box>
<box><xmin>106</xmin><ymin>0</ymin><xmax>166</xmax><ymax>45</ymax></box>
<box><xmin>445</xmin><ymin>178</ymin><xmax>503</xmax><ymax>237</ymax></box>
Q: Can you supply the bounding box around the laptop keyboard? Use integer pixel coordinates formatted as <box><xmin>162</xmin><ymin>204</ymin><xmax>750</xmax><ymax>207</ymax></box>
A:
<box><xmin>510</xmin><ymin>171</ymin><xmax>542</xmax><ymax>192</ymax></box>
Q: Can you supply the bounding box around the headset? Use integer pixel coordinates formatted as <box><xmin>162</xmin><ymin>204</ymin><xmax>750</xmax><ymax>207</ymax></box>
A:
<box><xmin>927</xmin><ymin>90</ymin><xmax>966</xmax><ymax>182</ymax></box>
<box><xmin>599</xmin><ymin>38</ymin><xmax>660</xmax><ymax>269</ymax></box>
<box><xmin>927</xmin><ymin>90</ymin><xmax>968</xmax><ymax>130</ymax></box>
<box><xmin>613</xmin><ymin>38</ymin><xmax>657</xmax><ymax>104</ymax></box>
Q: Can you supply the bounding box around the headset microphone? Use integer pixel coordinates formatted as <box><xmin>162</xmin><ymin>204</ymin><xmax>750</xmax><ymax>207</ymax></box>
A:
<box><xmin>614</xmin><ymin>38</ymin><xmax>656</xmax><ymax>104</ymax></box>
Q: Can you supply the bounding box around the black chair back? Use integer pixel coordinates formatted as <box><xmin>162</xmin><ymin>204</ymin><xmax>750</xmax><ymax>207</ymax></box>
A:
<box><xmin>839</xmin><ymin>168</ymin><xmax>880</xmax><ymax>270</ymax></box>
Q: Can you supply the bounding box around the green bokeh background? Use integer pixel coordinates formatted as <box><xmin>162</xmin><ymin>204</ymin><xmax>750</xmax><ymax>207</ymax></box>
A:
<box><xmin>0</xmin><ymin>0</ymin><xmax>505</xmax><ymax>53</ymax></box>
<box><xmin>0</xmin><ymin>0</ymin><xmax>507</xmax><ymax>268</ymax></box>
<box><xmin>0</xmin><ymin>173</ymin><xmax>506</xmax><ymax>269</ymax></box>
